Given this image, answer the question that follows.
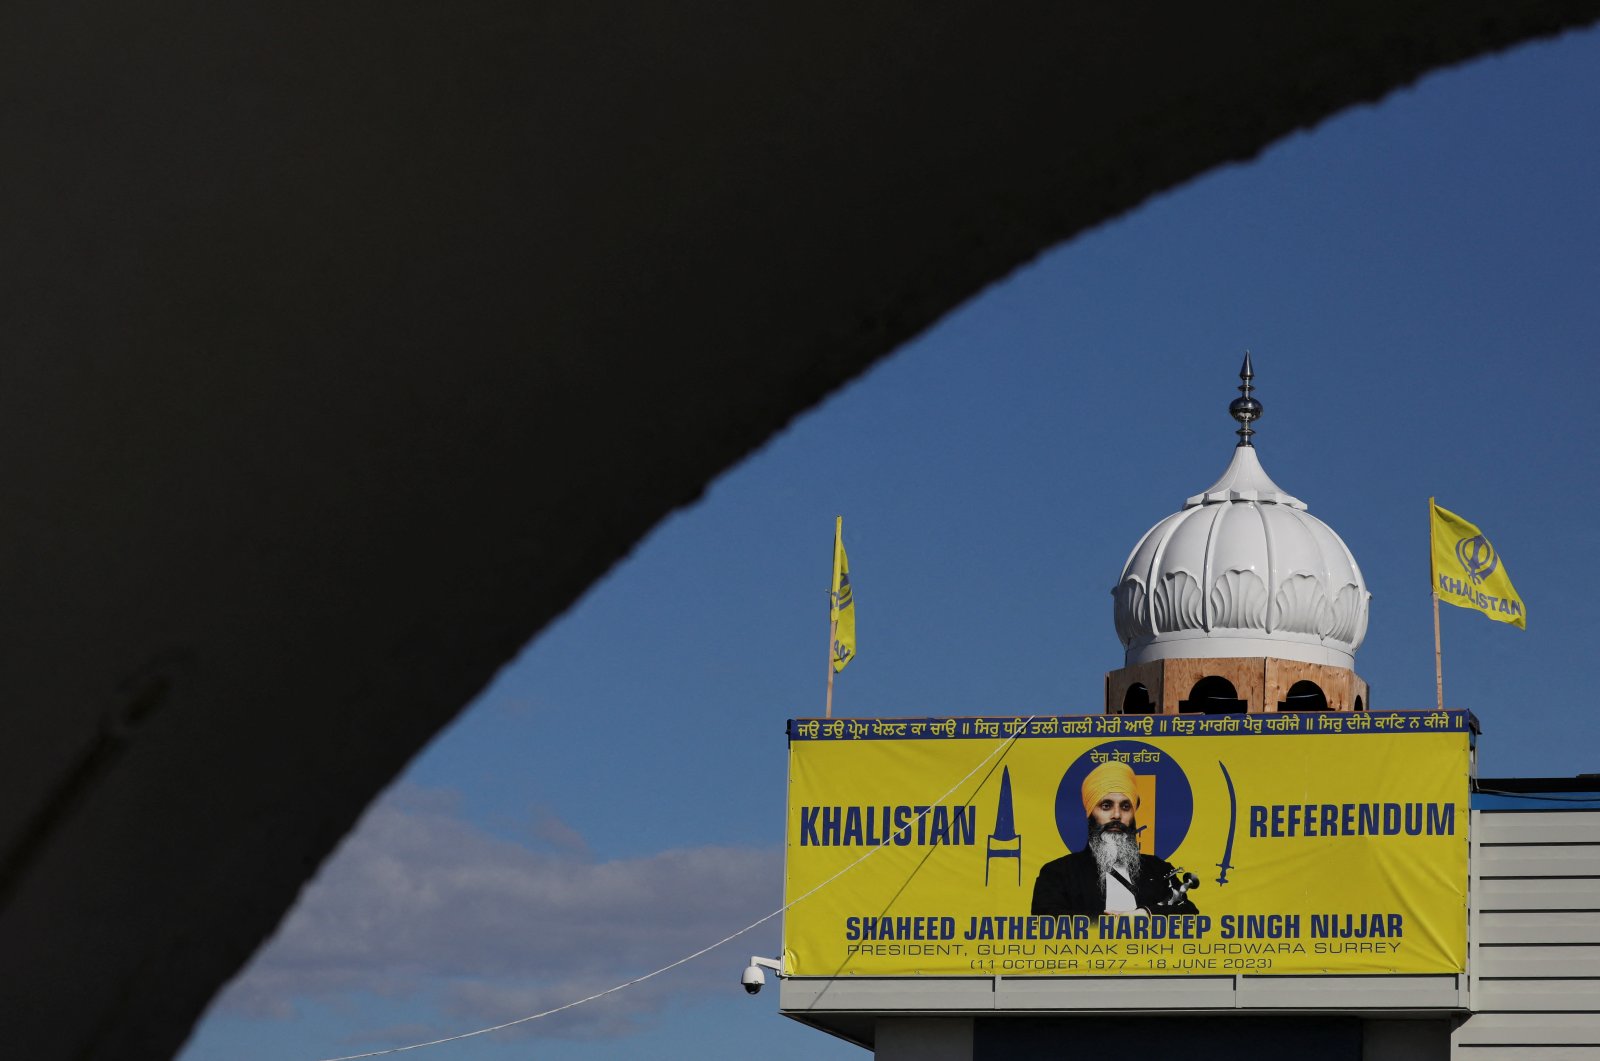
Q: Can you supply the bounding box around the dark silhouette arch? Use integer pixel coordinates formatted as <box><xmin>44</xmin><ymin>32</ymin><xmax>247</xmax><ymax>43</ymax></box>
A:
<box><xmin>5</xmin><ymin>6</ymin><xmax>1596</xmax><ymax>1056</ymax></box>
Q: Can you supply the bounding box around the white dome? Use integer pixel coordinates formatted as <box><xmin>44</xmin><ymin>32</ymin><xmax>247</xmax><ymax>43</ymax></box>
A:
<box><xmin>1112</xmin><ymin>445</ymin><xmax>1369</xmax><ymax>668</ymax></box>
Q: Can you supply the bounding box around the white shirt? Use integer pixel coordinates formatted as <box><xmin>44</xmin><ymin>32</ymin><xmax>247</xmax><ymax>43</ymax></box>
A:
<box><xmin>1104</xmin><ymin>871</ymin><xmax>1138</xmax><ymax>912</ymax></box>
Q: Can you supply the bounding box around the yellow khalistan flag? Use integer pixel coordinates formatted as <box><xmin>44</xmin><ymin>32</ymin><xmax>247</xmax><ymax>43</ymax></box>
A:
<box><xmin>830</xmin><ymin>516</ymin><xmax>856</xmax><ymax>671</ymax></box>
<box><xmin>1430</xmin><ymin>499</ymin><xmax>1525</xmax><ymax>629</ymax></box>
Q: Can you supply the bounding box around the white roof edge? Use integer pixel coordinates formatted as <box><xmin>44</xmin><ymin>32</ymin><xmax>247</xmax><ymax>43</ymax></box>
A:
<box><xmin>1124</xmin><ymin>632</ymin><xmax>1356</xmax><ymax>669</ymax></box>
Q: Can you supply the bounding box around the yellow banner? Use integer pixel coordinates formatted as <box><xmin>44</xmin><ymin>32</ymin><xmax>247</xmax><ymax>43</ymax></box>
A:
<box><xmin>1430</xmin><ymin>499</ymin><xmax>1525</xmax><ymax>629</ymax></box>
<box><xmin>783</xmin><ymin>712</ymin><xmax>1470</xmax><ymax>977</ymax></box>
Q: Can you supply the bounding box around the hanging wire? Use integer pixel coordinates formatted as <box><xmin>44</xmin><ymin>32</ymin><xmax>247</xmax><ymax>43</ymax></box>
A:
<box><xmin>316</xmin><ymin>718</ymin><xmax>1036</xmax><ymax>1061</ymax></box>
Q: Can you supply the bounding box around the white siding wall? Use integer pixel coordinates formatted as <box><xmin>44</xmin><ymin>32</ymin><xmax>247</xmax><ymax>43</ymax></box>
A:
<box><xmin>1456</xmin><ymin>809</ymin><xmax>1600</xmax><ymax>1059</ymax></box>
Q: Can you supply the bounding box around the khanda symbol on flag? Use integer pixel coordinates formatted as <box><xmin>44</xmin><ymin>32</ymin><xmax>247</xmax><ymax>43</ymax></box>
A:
<box><xmin>1455</xmin><ymin>534</ymin><xmax>1499</xmax><ymax>585</ymax></box>
<box><xmin>830</xmin><ymin>516</ymin><xmax>856</xmax><ymax>671</ymax></box>
<box><xmin>1430</xmin><ymin>499</ymin><xmax>1525</xmax><ymax>629</ymax></box>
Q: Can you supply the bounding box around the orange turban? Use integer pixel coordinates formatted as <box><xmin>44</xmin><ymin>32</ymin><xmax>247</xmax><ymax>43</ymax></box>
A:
<box><xmin>1081</xmin><ymin>761</ymin><xmax>1139</xmax><ymax>816</ymax></box>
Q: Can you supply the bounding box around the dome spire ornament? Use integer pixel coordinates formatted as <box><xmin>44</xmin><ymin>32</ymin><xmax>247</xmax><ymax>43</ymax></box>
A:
<box><xmin>1229</xmin><ymin>351</ymin><xmax>1261</xmax><ymax>448</ymax></box>
<box><xmin>1183</xmin><ymin>353</ymin><xmax>1302</xmax><ymax>509</ymax></box>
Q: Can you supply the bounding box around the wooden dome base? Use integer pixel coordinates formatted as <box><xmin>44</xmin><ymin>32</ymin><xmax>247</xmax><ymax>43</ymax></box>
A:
<box><xmin>1106</xmin><ymin>656</ymin><xmax>1369</xmax><ymax>714</ymax></box>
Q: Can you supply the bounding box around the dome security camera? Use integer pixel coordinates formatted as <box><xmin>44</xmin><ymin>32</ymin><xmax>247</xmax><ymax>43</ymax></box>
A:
<box><xmin>741</xmin><ymin>956</ymin><xmax>782</xmax><ymax>996</ymax></box>
<box><xmin>741</xmin><ymin>963</ymin><xmax>765</xmax><ymax>995</ymax></box>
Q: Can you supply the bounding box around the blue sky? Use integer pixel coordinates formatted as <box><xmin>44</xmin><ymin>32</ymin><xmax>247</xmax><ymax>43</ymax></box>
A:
<box><xmin>182</xmin><ymin>24</ymin><xmax>1600</xmax><ymax>1061</ymax></box>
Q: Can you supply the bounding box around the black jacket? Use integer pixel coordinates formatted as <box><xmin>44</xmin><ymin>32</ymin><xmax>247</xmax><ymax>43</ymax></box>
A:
<box><xmin>1030</xmin><ymin>850</ymin><xmax>1199</xmax><ymax>917</ymax></box>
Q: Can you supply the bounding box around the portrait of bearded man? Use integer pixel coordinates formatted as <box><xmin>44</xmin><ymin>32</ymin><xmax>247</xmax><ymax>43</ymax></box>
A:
<box><xmin>1031</xmin><ymin>760</ymin><xmax>1199</xmax><ymax>917</ymax></box>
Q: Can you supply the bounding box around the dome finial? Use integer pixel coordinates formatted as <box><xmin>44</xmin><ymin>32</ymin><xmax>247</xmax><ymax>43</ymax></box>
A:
<box><xmin>1229</xmin><ymin>351</ymin><xmax>1261</xmax><ymax>447</ymax></box>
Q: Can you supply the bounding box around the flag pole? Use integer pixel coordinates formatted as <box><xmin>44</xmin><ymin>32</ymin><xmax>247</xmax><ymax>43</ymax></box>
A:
<box><xmin>826</xmin><ymin>515</ymin><xmax>839</xmax><ymax>719</ymax></box>
<box><xmin>826</xmin><ymin>514</ymin><xmax>853</xmax><ymax>718</ymax></box>
<box><xmin>1430</xmin><ymin>497</ymin><xmax>1444</xmax><ymax>711</ymax></box>
<box><xmin>825</xmin><ymin>614</ymin><xmax>837</xmax><ymax>719</ymax></box>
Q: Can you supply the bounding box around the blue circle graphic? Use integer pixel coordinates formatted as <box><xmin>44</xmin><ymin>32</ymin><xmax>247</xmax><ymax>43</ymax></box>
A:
<box><xmin>1053</xmin><ymin>741</ymin><xmax>1194</xmax><ymax>860</ymax></box>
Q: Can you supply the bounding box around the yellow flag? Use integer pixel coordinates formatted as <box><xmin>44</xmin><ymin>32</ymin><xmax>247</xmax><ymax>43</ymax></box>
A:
<box><xmin>830</xmin><ymin>516</ymin><xmax>856</xmax><ymax>671</ymax></box>
<box><xmin>1430</xmin><ymin>499</ymin><xmax>1525</xmax><ymax>629</ymax></box>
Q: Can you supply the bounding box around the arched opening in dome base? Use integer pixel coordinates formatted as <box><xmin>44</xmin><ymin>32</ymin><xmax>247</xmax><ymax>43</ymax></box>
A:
<box><xmin>1279</xmin><ymin>679</ymin><xmax>1329</xmax><ymax>711</ymax></box>
<box><xmin>1180</xmin><ymin>676</ymin><xmax>1246</xmax><ymax>714</ymax></box>
<box><xmin>1122</xmin><ymin>683</ymin><xmax>1155</xmax><ymax>713</ymax></box>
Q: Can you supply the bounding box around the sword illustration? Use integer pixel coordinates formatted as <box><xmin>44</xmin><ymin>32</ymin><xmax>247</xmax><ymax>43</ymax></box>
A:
<box><xmin>1216</xmin><ymin>760</ymin><xmax>1238</xmax><ymax>885</ymax></box>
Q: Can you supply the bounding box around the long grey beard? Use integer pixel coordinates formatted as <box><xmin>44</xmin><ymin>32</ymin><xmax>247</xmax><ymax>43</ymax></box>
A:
<box><xmin>1090</xmin><ymin>829</ymin><xmax>1141</xmax><ymax>885</ymax></box>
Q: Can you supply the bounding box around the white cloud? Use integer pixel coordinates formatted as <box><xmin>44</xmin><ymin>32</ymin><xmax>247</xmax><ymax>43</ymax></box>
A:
<box><xmin>213</xmin><ymin>785</ymin><xmax>783</xmax><ymax>1045</ymax></box>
